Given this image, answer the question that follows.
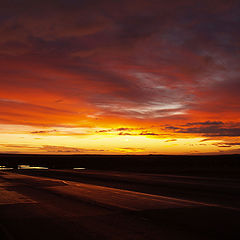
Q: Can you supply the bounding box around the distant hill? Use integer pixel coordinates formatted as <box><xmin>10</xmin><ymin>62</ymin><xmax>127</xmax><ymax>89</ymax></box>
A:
<box><xmin>0</xmin><ymin>154</ymin><xmax>239</xmax><ymax>176</ymax></box>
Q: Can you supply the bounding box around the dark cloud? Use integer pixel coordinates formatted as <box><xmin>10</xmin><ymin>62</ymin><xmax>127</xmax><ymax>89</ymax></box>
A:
<box><xmin>97</xmin><ymin>127</ymin><xmax>142</xmax><ymax>133</ymax></box>
<box><xmin>118</xmin><ymin>132</ymin><xmax>132</xmax><ymax>136</ymax></box>
<box><xmin>213</xmin><ymin>142</ymin><xmax>240</xmax><ymax>147</ymax></box>
<box><xmin>183</xmin><ymin>121</ymin><xmax>224</xmax><ymax>126</ymax></box>
<box><xmin>200</xmin><ymin>138</ymin><xmax>212</xmax><ymax>142</ymax></box>
<box><xmin>218</xmin><ymin>148</ymin><xmax>240</xmax><ymax>154</ymax></box>
<box><xmin>178</xmin><ymin>126</ymin><xmax>240</xmax><ymax>137</ymax></box>
<box><xmin>41</xmin><ymin>145</ymin><xmax>105</xmax><ymax>153</ymax></box>
<box><xmin>0</xmin><ymin>0</ymin><xmax>240</xmax><ymax>127</ymax></box>
<box><xmin>31</xmin><ymin>130</ymin><xmax>57</xmax><ymax>134</ymax></box>
<box><xmin>166</xmin><ymin>122</ymin><xmax>240</xmax><ymax>137</ymax></box>
<box><xmin>165</xmin><ymin>126</ymin><xmax>180</xmax><ymax>130</ymax></box>
<box><xmin>139</xmin><ymin>131</ymin><xmax>159</xmax><ymax>136</ymax></box>
<box><xmin>96</xmin><ymin>128</ymin><xmax>160</xmax><ymax>137</ymax></box>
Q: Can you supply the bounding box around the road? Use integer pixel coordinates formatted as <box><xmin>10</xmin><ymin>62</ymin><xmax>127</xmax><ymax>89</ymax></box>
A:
<box><xmin>0</xmin><ymin>170</ymin><xmax>239</xmax><ymax>240</ymax></box>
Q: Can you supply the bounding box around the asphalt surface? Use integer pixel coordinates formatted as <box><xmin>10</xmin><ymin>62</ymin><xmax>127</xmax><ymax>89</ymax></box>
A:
<box><xmin>0</xmin><ymin>170</ymin><xmax>239</xmax><ymax>240</ymax></box>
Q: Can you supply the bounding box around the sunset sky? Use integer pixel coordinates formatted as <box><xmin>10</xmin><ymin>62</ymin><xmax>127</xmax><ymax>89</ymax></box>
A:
<box><xmin>1</xmin><ymin>0</ymin><xmax>240</xmax><ymax>154</ymax></box>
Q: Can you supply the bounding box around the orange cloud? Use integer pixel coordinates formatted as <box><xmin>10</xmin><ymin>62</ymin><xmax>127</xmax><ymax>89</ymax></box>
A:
<box><xmin>1</xmin><ymin>0</ymin><xmax>240</xmax><ymax>154</ymax></box>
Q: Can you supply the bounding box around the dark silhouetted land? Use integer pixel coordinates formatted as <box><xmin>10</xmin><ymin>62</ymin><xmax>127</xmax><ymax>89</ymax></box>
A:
<box><xmin>0</xmin><ymin>154</ymin><xmax>239</xmax><ymax>239</ymax></box>
<box><xmin>0</xmin><ymin>154</ymin><xmax>240</xmax><ymax>177</ymax></box>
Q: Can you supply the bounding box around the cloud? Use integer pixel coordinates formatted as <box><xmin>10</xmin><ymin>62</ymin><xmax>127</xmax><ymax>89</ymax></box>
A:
<box><xmin>96</xmin><ymin>127</ymin><xmax>162</xmax><ymax>137</ymax></box>
<box><xmin>165</xmin><ymin>122</ymin><xmax>240</xmax><ymax>137</ymax></box>
<box><xmin>0</xmin><ymin>0</ymin><xmax>240</xmax><ymax>151</ymax></box>
<box><xmin>178</xmin><ymin>126</ymin><xmax>240</xmax><ymax>137</ymax></box>
<box><xmin>0</xmin><ymin>144</ymin><xmax>37</xmax><ymax>149</ymax></box>
<box><xmin>118</xmin><ymin>132</ymin><xmax>132</xmax><ymax>136</ymax></box>
<box><xmin>31</xmin><ymin>130</ymin><xmax>57</xmax><ymax>134</ymax></box>
<box><xmin>0</xmin><ymin>143</ymin><xmax>105</xmax><ymax>154</ymax></box>
<box><xmin>97</xmin><ymin>127</ymin><xmax>139</xmax><ymax>133</ymax></box>
<box><xmin>218</xmin><ymin>148</ymin><xmax>240</xmax><ymax>154</ymax></box>
<box><xmin>40</xmin><ymin>145</ymin><xmax>105</xmax><ymax>153</ymax></box>
<box><xmin>183</xmin><ymin>121</ymin><xmax>224</xmax><ymax>126</ymax></box>
<box><xmin>165</xmin><ymin>139</ymin><xmax>177</xmax><ymax>142</ymax></box>
<box><xmin>139</xmin><ymin>131</ymin><xmax>159</xmax><ymax>136</ymax></box>
<box><xmin>213</xmin><ymin>142</ymin><xmax>240</xmax><ymax>148</ymax></box>
<box><xmin>114</xmin><ymin>147</ymin><xmax>145</xmax><ymax>153</ymax></box>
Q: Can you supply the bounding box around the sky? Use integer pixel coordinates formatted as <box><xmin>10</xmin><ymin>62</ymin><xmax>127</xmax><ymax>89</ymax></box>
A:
<box><xmin>0</xmin><ymin>0</ymin><xmax>240</xmax><ymax>155</ymax></box>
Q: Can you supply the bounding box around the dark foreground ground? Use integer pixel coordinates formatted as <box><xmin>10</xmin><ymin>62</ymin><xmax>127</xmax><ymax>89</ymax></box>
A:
<box><xmin>1</xmin><ymin>154</ymin><xmax>240</xmax><ymax>177</ymax></box>
<box><xmin>0</xmin><ymin>168</ymin><xmax>239</xmax><ymax>240</ymax></box>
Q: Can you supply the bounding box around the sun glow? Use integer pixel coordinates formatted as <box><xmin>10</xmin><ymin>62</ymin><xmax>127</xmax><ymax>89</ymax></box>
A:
<box><xmin>0</xmin><ymin>124</ymin><xmax>228</xmax><ymax>155</ymax></box>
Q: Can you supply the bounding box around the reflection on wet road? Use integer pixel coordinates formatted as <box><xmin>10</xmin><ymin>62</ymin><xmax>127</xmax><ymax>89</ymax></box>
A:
<box><xmin>0</xmin><ymin>170</ymin><xmax>239</xmax><ymax>240</ymax></box>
